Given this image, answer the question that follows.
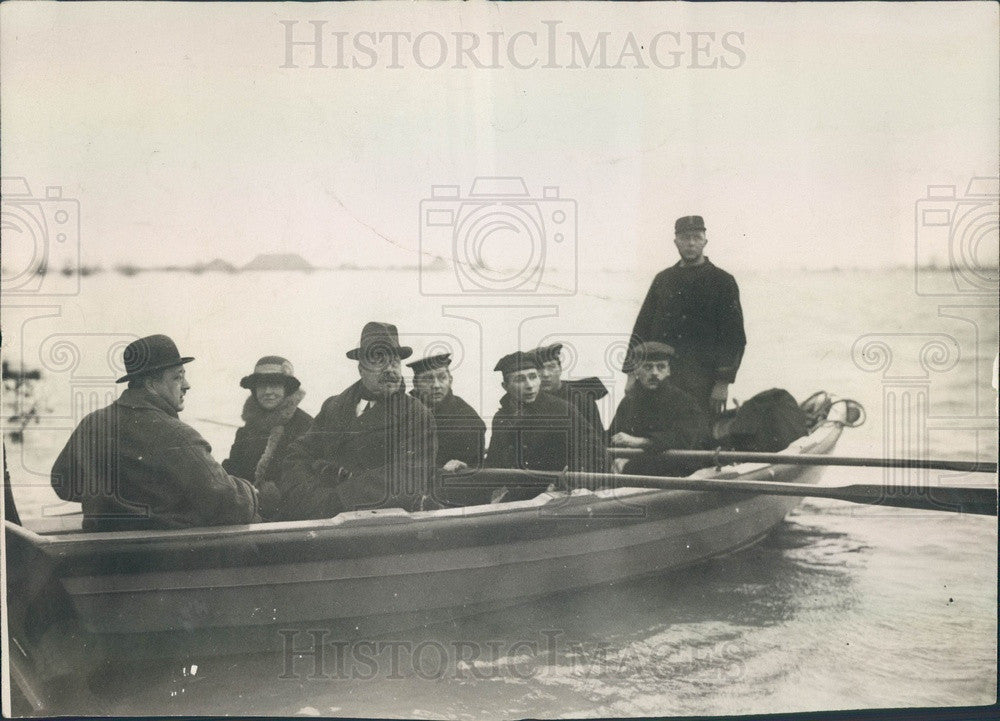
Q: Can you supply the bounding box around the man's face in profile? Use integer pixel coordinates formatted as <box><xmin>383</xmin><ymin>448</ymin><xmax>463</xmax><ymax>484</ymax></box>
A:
<box><xmin>146</xmin><ymin>365</ymin><xmax>190</xmax><ymax>412</ymax></box>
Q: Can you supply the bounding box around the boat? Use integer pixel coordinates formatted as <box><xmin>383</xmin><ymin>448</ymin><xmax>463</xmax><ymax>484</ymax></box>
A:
<box><xmin>3</xmin><ymin>396</ymin><xmax>853</xmax><ymax>703</ymax></box>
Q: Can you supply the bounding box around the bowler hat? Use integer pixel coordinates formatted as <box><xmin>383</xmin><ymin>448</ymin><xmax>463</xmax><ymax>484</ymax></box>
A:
<box><xmin>674</xmin><ymin>215</ymin><xmax>706</xmax><ymax>233</ymax></box>
<box><xmin>494</xmin><ymin>350</ymin><xmax>541</xmax><ymax>377</ymax></box>
<box><xmin>346</xmin><ymin>321</ymin><xmax>413</xmax><ymax>362</ymax></box>
<box><xmin>533</xmin><ymin>343</ymin><xmax>563</xmax><ymax>364</ymax></box>
<box><xmin>115</xmin><ymin>334</ymin><xmax>194</xmax><ymax>383</ymax></box>
<box><xmin>240</xmin><ymin>356</ymin><xmax>301</xmax><ymax>392</ymax></box>
<box><xmin>406</xmin><ymin>353</ymin><xmax>452</xmax><ymax>376</ymax></box>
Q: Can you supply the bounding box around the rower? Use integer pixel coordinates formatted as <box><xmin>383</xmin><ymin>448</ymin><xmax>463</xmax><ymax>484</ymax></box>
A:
<box><xmin>609</xmin><ymin>341</ymin><xmax>711</xmax><ymax>477</ymax></box>
<box><xmin>533</xmin><ymin>342</ymin><xmax>608</xmax><ymax>442</ymax></box>
<box><xmin>484</xmin><ymin>351</ymin><xmax>606</xmax><ymax>482</ymax></box>
<box><xmin>407</xmin><ymin>352</ymin><xmax>486</xmax><ymax>471</ymax></box>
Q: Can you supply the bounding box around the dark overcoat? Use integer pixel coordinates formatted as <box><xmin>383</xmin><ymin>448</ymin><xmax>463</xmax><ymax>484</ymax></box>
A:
<box><xmin>627</xmin><ymin>258</ymin><xmax>746</xmax><ymax>406</ymax></box>
<box><xmin>414</xmin><ymin>390</ymin><xmax>486</xmax><ymax>468</ymax></box>
<box><xmin>50</xmin><ymin>388</ymin><xmax>259</xmax><ymax>532</ymax></box>
<box><xmin>485</xmin><ymin>391</ymin><xmax>606</xmax><ymax>475</ymax></box>
<box><xmin>222</xmin><ymin>390</ymin><xmax>313</xmax><ymax>486</ymax></box>
<box><xmin>277</xmin><ymin>381</ymin><xmax>437</xmax><ymax>520</ymax></box>
<box><xmin>544</xmin><ymin>377</ymin><xmax>608</xmax><ymax>442</ymax></box>
<box><xmin>609</xmin><ymin>382</ymin><xmax>710</xmax><ymax>477</ymax></box>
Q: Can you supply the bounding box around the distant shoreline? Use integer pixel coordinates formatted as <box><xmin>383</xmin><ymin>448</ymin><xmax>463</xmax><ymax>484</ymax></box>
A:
<box><xmin>4</xmin><ymin>261</ymin><xmax>996</xmax><ymax>280</ymax></box>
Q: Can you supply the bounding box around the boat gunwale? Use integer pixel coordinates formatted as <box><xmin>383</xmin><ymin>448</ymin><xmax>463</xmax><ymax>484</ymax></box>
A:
<box><xmin>5</xmin><ymin>420</ymin><xmax>844</xmax><ymax>549</ymax></box>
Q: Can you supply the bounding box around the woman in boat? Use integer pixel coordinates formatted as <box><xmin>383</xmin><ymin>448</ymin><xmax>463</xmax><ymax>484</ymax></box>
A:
<box><xmin>222</xmin><ymin>356</ymin><xmax>313</xmax><ymax>519</ymax></box>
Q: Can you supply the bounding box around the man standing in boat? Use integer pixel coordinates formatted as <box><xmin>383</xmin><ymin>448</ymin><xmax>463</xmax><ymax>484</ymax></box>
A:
<box><xmin>609</xmin><ymin>341</ymin><xmax>710</xmax><ymax>477</ymax></box>
<box><xmin>277</xmin><ymin>322</ymin><xmax>438</xmax><ymax>519</ymax></box>
<box><xmin>624</xmin><ymin>215</ymin><xmax>746</xmax><ymax>416</ymax></box>
<box><xmin>407</xmin><ymin>352</ymin><xmax>486</xmax><ymax>471</ymax></box>
<box><xmin>485</xmin><ymin>351</ymin><xmax>606</xmax><ymax>492</ymax></box>
<box><xmin>50</xmin><ymin>334</ymin><xmax>260</xmax><ymax>531</ymax></box>
<box><xmin>533</xmin><ymin>342</ymin><xmax>608</xmax><ymax>442</ymax></box>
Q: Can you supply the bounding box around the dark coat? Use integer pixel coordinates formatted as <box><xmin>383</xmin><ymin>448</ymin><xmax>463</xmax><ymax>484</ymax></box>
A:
<box><xmin>544</xmin><ymin>377</ymin><xmax>608</xmax><ymax>442</ymax></box>
<box><xmin>277</xmin><ymin>381</ymin><xmax>437</xmax><ymax>520</ymax></box>
<box><xmin>412</xmin><ymin>390</ymin><xmax>486</xmax><ymax>468</ymax></box>
<box><xmin>627</xmin><ymin>259</ymin><xmax>746</xmax><ymax>384</ymax></box>
<box><xmin>222</xmin><ymin>390</ymin><xmax>313</xmax><ymax>486</ymax></box>
<box><xmin>50</xmin><ymin>388</ymin><xmax>259</xmax><ymax>532</ymax></box>
<box><xmin>485</xmin><ymin>391</ymin><xmax>606</xmax><ymax>475</ymax></box>
<box><xmin>609</xmin><ymin>382</ymin><xmax>710</xmax><ymax>477</ymax></box>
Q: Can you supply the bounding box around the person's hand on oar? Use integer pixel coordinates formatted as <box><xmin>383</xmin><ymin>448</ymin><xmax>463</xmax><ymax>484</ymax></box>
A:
<box><xmin>611</xmin><ymin>432</ymin><xmax>650</xmax><ymax>449</ymax></box>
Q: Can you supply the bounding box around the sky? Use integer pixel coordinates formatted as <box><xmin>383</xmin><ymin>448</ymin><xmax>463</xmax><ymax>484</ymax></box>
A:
<box><xmin>1</xmin><ymin>2</ymin><xmax>998</xmax><ymax>273</ymax></box>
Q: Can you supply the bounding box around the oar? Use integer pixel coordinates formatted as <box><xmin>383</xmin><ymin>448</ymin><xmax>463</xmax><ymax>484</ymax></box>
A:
<box><xmin>449</xmin><ymin>468</ymin><xmax>998</xmax><ymax>516</ymax></box>
<box><xmin>606</xmin><ymin>448</ymin><xmax>998</xmax><ymax>474</ymax></box>
<box><xmin>193</xmin><ymin>417</ymin><xmax>240</xmax><ymax>429</ymax></box>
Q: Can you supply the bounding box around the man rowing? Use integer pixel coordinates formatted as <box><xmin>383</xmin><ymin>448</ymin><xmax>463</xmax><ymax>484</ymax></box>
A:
<box><xmin>484</xmin><ymin>351</ymin><xmax>606</xmax><ymax>483</ymax></box>
<box><xmin>407</xmin><ymin>352</ymin><xmax>486</xmax><ymax>471</ymax></box>
<box><xmin>624</xmin><ymin>215</ymin><xmax>746</xmax><ymax>416</ymax></box>
<box><xmin>277</xmin><ymin>322</ymin><xmax>438</xmax><ymax>519</ymax></box>
<box><xmin>609</xmin><ymin>341</ymin><xmax>710</xmax><ymax>477</ymax></box>
<box><xmin>50</xmin><ymin>334</ymin><xmax>259</xmax><ymax>531</ymax></box>
<box><xmin>533</xmin><ymin>342</ymin><xmax>608</xmax><ymax>441</ymax></box>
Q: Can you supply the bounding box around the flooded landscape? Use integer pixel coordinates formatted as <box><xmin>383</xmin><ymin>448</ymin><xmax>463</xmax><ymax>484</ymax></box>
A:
<box><xmin>4</xmin><ymin>267</ymin><xmax>996</xmax><ymax>717</ymax></box>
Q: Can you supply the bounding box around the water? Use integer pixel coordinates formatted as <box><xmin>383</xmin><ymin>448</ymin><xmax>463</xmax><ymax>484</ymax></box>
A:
<box><xmin>3</xmin><ymin>267</ymin><xmax>997</xmax><ymax>716</ymax></box>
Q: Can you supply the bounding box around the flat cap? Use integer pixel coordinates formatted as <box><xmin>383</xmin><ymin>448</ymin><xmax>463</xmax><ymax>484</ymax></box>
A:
<box><xmin>630</xmin><ymin>341</ymin><xmax>676</xmax><ymax>365</ymax></box>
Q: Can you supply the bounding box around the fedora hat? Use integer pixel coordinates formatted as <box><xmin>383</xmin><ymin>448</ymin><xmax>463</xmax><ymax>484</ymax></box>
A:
<box><xmin>116</xmin><ymin>334</ymin><xmax>194</xmax><ymax>383</ymax></box>
<box><xmin>240</xmin><ymin>356</ymin><xmax>301</xmax><ymax>391</ymax></box>
<box><xmin>346</xmin><ymin>322</ymin><xmax>413</xmax><ymax>362</ymax></box>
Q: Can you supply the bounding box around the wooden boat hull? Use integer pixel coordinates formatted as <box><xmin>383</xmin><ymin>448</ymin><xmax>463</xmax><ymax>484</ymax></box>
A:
<box><xmin>5</xmin><ymin>418</ymin><xmax>841</xmax><ymax>688</ymax></box>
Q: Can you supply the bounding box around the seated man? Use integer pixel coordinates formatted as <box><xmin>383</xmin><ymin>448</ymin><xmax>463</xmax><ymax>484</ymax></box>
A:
<box><xmin>50</xmin><ymin>334</ymin><xmax>259</xmax><ymax>532</ymax></box>
<box><xmin>277</xmin><ymin>322</ymin><xmax>437</xmax><ymax>519</ymax></box>
<box><xmin>533</xmin><ymin>342</ymin><xmax>608</xmax><ymax>442</ymax></box>
<box><xmin>609</xmin><ymin>341</ymin><xmax>710</xmax><ymax>478</ymax></box>
<box><xmin>485</xmin><ymin>351</ymin><xmax>606</xmax><ymax>492</ymax></box>
<box><xmin>407</xmin><ymin>352</ymin><xmax>486</xmax><ymax>471</ymax></box>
